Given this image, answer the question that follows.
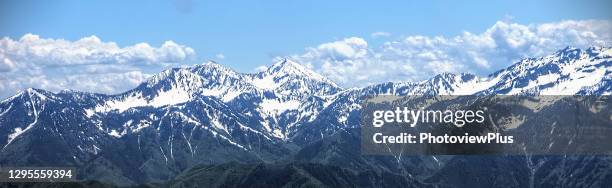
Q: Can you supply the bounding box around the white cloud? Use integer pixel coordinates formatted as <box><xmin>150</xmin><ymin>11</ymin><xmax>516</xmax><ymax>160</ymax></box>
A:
<box><xmin>215</xmin><ymin>53</ymin><xmax>225</xmax><ymax>60</ymax></box>
<box><xmin>254</xmin><ymin>65</ymin><xmax>268</xmax><ymax>72</ymax></box>
<box><xmin>289</xmin><ymin>20</ymin><xmax>612</xmax><ymax>87</ymax></box>
<box><xmin>0</xmin><ymin>54</ymin><xmax>15</xmax><ymax>72</ymax></box>
<box><xmin>301</xmin><ymin>37</ymin><xmax>369</xmax><ymax>61</ymax></box>
<box><xmin>0</xmin><ymin>71</ymin><xmax>151</xmax><ymax>96</ymax></box>
<box><xmin>0</xmin><ymin>34</ymin><xmax>195</xmax><ymax>67</ymax></box>
<box><xmin>0</xmin><ymin>34</ymin><xmax>196</xmax><ymax>99</ymax></box>
<box><xmin>371</xmin><ymin>32</ymin><xmax>391</xmax><ymax>38</ymax></box>
<box><xmin>2</xmin><ymin>20</ymin><xmax>610</xmax><ymax>98</ymax></box>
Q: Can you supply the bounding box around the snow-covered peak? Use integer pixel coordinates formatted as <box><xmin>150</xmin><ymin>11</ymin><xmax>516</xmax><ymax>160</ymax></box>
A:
<box><xmin>191</xmin><ymin>61</ymin><xmax>242</xmax><ymax>78</ymax></box>
<box><xmin>480</xmin><ymin>46</ymin><xmax>611</xmax><ymax>95</ymax></box>
<box><xmin>249</xmin><ymin>59</ymin><xmax>341</xmax><ymax>97</ymax></box>
<box><xmin>201</xmin><ymin>60</ymin><xmax>226</xmax><ymax>68</ymax></box>
<box><xmin>0</xmin><ymin>46</ymin><xmax>609</xmax><ymax>154</ymax></box>
<box><xmin>2</xmin><ymin>88</ymin><xmax>57</xmax><ymax>104</ymax></box>
<box><xmin>93</xmin><ymin>61</ymin><xmax>263</xmax><ymax>113</ymax></box>
<box><xmin>417</xmin><ymin>73</ymin><xmax>479</xmax><ymax>95</ymax></box>
<box><xmin>261</xmin><ymin>58</ymin><xmax>338</xmax><ymax>88</ymax></box>
<box><xmin>551</xmin><ymin>46</ymin><xmax>609</xmax><ymax>61</ymax></box>
<box><xmin>351</xmin><ymin>46</ymin><xmax>611</xmax><ymax>96</ymax></box>
<box><xmin>428</xmin><ymin>73</ymin><xmax>476</xmax><ymax>85</ymax></box>
<box><xmin>267</xmin><ymin>58</ymin><xmax>308</xmax><ymax>73</ymax></box>
<box><xmin>354</xmin><ymin>72</ymin><xmax>481</xmax><ymax>96</ymax></box>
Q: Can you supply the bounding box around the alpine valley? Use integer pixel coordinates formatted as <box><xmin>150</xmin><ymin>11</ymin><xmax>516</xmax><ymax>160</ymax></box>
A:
<box><xmin>0</xmin><ymin>47</ymin><xmax>611</xmax><ymax>187</ymax></box>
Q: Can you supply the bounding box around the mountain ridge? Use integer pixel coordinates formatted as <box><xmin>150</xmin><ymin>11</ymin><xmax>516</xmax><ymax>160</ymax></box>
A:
<box><xmin>0</xmin><ymin>46</ymin><xmax>610</xmax><ymax>186</ymax></box>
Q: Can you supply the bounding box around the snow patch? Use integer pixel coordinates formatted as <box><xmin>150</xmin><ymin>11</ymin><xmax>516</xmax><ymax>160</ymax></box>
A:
<box><xmin>149</xmin><ymin>88</ymin><xmax>191</xmax><ymax>107</ymax></box>
<box><xmin>252</xmin><ymin>75</ymin><xmax>279</xmax><ymax>90</ymax></box>
<box><xmin>84</xmin><ymin>109</ymin><xmax>95</xmax><ymax>118</ymax></box>
<box><xmin>6</xmin><ymin>128</ymin><xmax>24</xmax><ymax>144</ymax></box>
<box><xmin>109</xmin><ymin>129</ymin><xmax>124</xmax><ymax>138</ymax></box>
<box><xmin>453</xmin><ymin>76</ymin><xmax>501</xmax><ymax>95</ymax></box>
<box><xmin>259</xmin><ymin>99</ymin><xmax>301</xmax><ymax>115</ymax></box>
<box><xmin>95</xmin><ymin>88</ymin><xmax>191</xmax><ymax>113</ymax></box>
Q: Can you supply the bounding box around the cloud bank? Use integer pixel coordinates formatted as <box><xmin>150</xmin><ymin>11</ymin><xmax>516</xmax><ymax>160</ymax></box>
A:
<box><xmin>0</xmin><ymin>34</ymin><xmax>195</xmax><ymax>98</ymax></box>
<box><xmin>1</xmin><ymin>20</ymin><xmax>610</xmax><ymax>98</ymax></box>
<box><xmin>288</xmin><ymin>20</ymin><xmax>612</xmax><ymax>87</ymax></box>
<box><xmin>371</xmin><ymin>32</ymin><xmax>391</xmax><ymax>38</ymax></box>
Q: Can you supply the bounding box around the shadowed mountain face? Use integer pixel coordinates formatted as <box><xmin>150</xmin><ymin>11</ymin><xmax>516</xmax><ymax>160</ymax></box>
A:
<box><xmin>166</xmin><ymin>162</ymin><xmax>431</xmax><ymax>188</ymax></box>
<box><xmin>0</xmin><ymin>47</ymin><xmax>610</xmax><ymax>187</ymax></box>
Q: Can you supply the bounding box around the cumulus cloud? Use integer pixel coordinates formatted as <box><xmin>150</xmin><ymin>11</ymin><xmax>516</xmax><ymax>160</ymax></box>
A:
<box><xmin>371</xmin><ymin>32</ymin><xmax>391</xmax><ymax>38</ymax></box>
<box><xmin>300</xmin><ymin>37</ymin><xmax>369</xmax><ymax>61</ymax></box>
<box><xmin>1</xmin><ymin>71</ymin><xmax>151</xmax><ymax>96</ymax></box>
<box><xmin>215</xmin><ymin>53</ymin><xmax>225</xmax><ymax>60</ymax></box>
<box><xmin>288</xmin><ymin>20</ymin><xmax>612</xmax><ymax>87</ymax></box>
<box><xmin>0</xmin><ymin>34</ymin><xmax>195</xmax><ymax>67</ymax></box>
<box><xmin>0</xmin><ymin>54</ymin><xmax>16</xmax><ymax>72</ymax></box>
<box><xmin>254</xmin><ymin>65</ymin><xmax>268</xmax><ymax>72</ymax></box>
<box><xmin>0</xmin><ymin>34</ymin><xmax>196</xmax><ymax>99</ymax></box>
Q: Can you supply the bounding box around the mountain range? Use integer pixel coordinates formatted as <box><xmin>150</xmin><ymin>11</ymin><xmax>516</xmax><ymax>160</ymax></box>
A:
<box><xmin>0</xmin><ymin>46</ymin><xmax>610</xmax><ymax>187</ymax></box>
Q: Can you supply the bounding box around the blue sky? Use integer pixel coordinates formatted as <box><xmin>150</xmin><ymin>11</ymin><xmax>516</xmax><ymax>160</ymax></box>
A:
<box><xmin>0</xmin><ymin>0</ymin><xmax>611</xmax><ymax>98</ymax></box>
<box><xmin>2</xmin><ymin>0</ymin><xmax>611</xmax><ymax>71</ymax></box>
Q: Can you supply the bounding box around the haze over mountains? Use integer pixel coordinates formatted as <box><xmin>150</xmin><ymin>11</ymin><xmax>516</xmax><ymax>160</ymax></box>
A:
<box><xmin>0</xmin><ymin>46</ymin><xmax>610</xmax><ymax>186</ymax></box>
